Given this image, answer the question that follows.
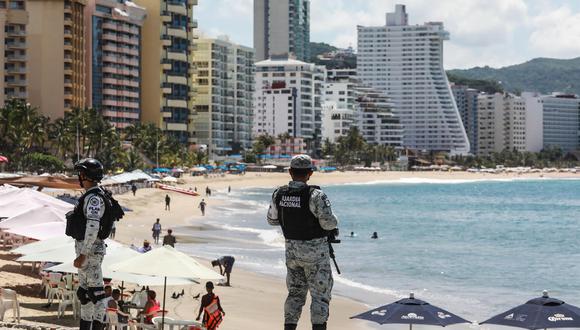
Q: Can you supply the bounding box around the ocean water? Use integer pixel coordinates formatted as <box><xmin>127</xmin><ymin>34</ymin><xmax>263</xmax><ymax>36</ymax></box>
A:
<box><xmin>179</xmin><ymin>178</ymin><xmax>580</xmax><ymax>322</ymax></box>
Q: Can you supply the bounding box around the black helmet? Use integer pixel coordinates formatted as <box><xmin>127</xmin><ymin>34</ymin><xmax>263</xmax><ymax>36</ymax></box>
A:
<box><xmin>74</xmin><ymin>158</ymin><xmax>104</xmax><ymax>182</ymax></box>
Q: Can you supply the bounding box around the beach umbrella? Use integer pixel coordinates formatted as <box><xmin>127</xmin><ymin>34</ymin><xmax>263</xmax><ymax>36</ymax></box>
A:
<box><xmin>480</xmin><ymin>291</ymin><xmax>580</xmax><ymax>330</ymax></box>
<box><xmin>0</xmin><ymin>207</ymin><xmax>66</xmax><ymax>230</ymax></box>
<box><xmin>5</xmin><ymin>221</ymin><xmax>66</xmax><ymax>240</ymax></box>
<box><xmin>45</xmin><ymin>245</ymin><xmax>195</xmax><ymax>287</ymax></box>
<box><xmin>16</xmin><ymin>239</ymin><xmax>122</xmax><ymax>263</ymax></box>
<box><xmin>0</xmin><ymin>155</ymin><xmax>8</xmax><ymax>163</ymax></box>
<box><xmin>161</xmin><ymin>176</ymin><xmax>178</xmax><ymax>183</ymax></box>
<box><xmin>11</xmin><ymin>236</ymin><xmax>74</xmax><ymax>255</ymax></box>
<box><xmin>109</xmin><ymin>245</ymin><xmax>224</xmax><ymax>329</ymax></box>
<box><xmin>351</xmin><ymin>293</ymin><xmax>470</xmax><ymax>330</ymax></box>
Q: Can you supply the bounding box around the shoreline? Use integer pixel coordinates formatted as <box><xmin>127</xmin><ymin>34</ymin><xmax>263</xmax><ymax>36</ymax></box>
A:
<box><xmin>3</xmin><ymin>171</ymin><xmax>580</xmax><ymax>329</ymax></box>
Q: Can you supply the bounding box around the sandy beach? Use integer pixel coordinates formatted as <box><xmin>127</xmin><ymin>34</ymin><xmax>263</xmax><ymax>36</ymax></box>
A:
<box><xmin>2</xmin><ymin>170</ymin><xmax>579</xmax><ymax>329</ymax></box>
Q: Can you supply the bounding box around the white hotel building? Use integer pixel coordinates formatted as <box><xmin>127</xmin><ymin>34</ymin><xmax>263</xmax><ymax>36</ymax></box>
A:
<box><xmin>253</xmin><ymin>56</ymin><xmax>325</xmax><ymax>139</ymax></box>
<box><xmin>357</xmin><ymin>4</ymin><xmax>469</xmax><ymax>154</ymax></box>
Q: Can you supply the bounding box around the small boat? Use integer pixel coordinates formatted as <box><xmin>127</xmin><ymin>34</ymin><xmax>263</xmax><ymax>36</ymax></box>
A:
<box><xmin>157</xmin><ymin>184</ymin><xmax>199</xmax><ymax>196</ymax></box>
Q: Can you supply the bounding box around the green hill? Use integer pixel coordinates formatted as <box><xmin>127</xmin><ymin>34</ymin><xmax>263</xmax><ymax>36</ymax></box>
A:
<box><xmin>309</xmin><ymin>42</ymin><xmax>356</xmax><ymax>69</ymax></box>
<box><xmin>447</xmin><ymin>57</ymin><xmax>580</xmax><ymax>95</ymax></box>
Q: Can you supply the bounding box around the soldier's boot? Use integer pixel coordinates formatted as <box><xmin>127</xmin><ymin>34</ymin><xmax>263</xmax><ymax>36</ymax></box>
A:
<box><xmin>92</xmin><ymin>320</ymin><xmax>104</xmax><ymax>330</ymax></box>
<box><xmin>284</xmin><ymin>324</ymin><xmax>298</xmax><ymax>330</ymax></box>
<box><xmin>80</xmin><ymin>320</ymin><xmax>92</xmax><ymax>330</ymax></box>
<box><xmin>312</xmin><ymin>322</ymin><xmax>327</xmax><ymax>330</ymax></box>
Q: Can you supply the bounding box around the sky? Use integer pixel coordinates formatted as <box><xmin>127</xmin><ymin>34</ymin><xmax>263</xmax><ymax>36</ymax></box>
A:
<box><xmin>196</xmin><ymin>0</ymin><xmax>580</xmax><ymax>70</ymax></box>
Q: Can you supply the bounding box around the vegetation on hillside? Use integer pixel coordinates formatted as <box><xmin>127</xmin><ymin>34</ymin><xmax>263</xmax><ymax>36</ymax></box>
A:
<box><xmin>447</xmin><ymin>57</ymin><xmax>580</xmax><ymax>95</ymax></box>
<box><xmin>309</xmin><ymin>42</ymin><xmax>356</xmax><ymax>69</ymax></box>
<box><xmin>447</xmin><ymin>73</ymin><xmax>504</xmax><ymax>94</ymax></box>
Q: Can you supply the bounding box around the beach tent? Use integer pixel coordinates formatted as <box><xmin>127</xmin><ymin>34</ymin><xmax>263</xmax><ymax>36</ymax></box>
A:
<box><xmin>0</xmin><ymin>206</ymin><xmax>66</xmax><ymax>230</ymax></box>
<box><xmin>480</xmin><ymin>291</ymin><xmax>580</xmax><ymax>330</ymax></box>
<box><xmin>5</xmin><ymin>221</ymin><xmax>66</xmax><ymax>240</ymax></box>
<box><xmin>11</xmin><ymin>236</ymin><xmax>74</xmax><ymax>255</ymax></box>
<box><xmin>351</xmin><ymin>293</ymin><xmax>470</xmax><ymax>330</ymax></box>
<box><xmin>105</xmin><ymin>170</ymin><xmax>154</xmax><ymax>185</ymax></box>
<box><xmin>109</xmin><ymin>246</ymin><xmax>223</xmax><ymax>328</ymax></box>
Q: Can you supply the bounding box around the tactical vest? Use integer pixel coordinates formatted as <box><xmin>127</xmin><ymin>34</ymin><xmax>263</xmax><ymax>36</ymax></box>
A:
<box><xmin>275</xmin><ymin>185</ymin><xmax>326</xmax><ymax>240</ymax></box>
<box><xmin>65</xmin><ymin>187</ymin><xmax>124</xmax><ymax>240</ymax></box>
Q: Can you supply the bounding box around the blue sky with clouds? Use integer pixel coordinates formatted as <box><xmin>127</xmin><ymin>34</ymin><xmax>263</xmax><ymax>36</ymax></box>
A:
<box><xmin>196</xmin><ymin>0</ymin><xmax>580</xmax><ymax>69</ymax></box>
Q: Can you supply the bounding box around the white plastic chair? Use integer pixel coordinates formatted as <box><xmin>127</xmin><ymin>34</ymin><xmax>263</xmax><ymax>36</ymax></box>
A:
<box><xmin>47</xmin><ymin>277</ymin><xmax>65</xmax><ymax>304</ymax></box>
<box><xmin>57</xmin><ymin>289</ymin><xmax>78</xmax><ymax>319</ymax></box>
<box><xmin>130</xmin><ymin>290</ymin><xmax>148</xmax><ymax>308</ymax></box>
<box><xmin>46</xmin><ymin>272</ymin><xmax>63</xmax><ymax>299</ymax></box>
<box><xmin>0</xmin><ymin>288</ymin><xmax>20</xmax><ymax>323</ymax></box>
<box><xmin>106</xmin><ymin>309</ymin><xmax>134</xmax><ymax>330</ymax></box>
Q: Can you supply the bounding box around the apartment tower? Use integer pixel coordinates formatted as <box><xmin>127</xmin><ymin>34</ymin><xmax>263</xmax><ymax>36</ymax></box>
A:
<box><xmin>253</xmin><ymin>56</ymin><xmax>325</xmax><ymax>139</ymax></box>
<box><xmin>0</xmin><ymin>0</ymin><xmax>28</xmax><ymax>106</ymax></box>
<box><xmin>86</xmin><ymin>0</ymin><xmax>146</xmax><ymax>129</ymax></box>
<box><xmin>134</xmin><ymin>0</ymin><xmax>197</xmax><ymax>144</ymax></box>
<box><xmin>357</xmin><ymin>4</ymin><xmax>469</xmax><ymax>153</ymax></box>
<box><xmin>28</xmin><ymin>0</ymin><xmax>86</xmax><ymax>119</ymax></box>
<box><xmin>254</xmin><ymin>0</ymin><xmax>310</xmax><ymax>62</ymax></box>
<box><xmin>191</xmin><ymin>37</ymin><xmax>255</xmax><ymax>158</ymax></box>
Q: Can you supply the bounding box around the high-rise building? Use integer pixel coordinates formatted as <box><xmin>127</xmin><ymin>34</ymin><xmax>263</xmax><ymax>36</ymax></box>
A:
<box><xmin>0</xmin><ymin>0</ymin><xmax>28</xmax><ymax>106</ymax></box>
<box><xmin>191</xmin><ymin>37</ymin><xmax>254</xmax><ymax>158</ymax></box>
<box><xmin>354</xmin><ymin>85</ymin><xmax>404</xmax><ymax>147</ymax></box>
<box><xmin>475</xmin><ymin>92</ymin><xmax>543</xmax><ymax>156</ymax></box>
<box><xmin>451</xmin><ymin>85</ymin><xmax>479</xmax><ymax>154</ymax></box>
<box><xmin>86</xmin><ymin>0</ymin><xmax>146</xmax><ymax>129</ymax></box>
<box><xmin>135</xmin><ymin>0</ymin><xmax>197</xmax><ymax>144</ymax></box>
<box><xmin>540</xmin><ymin>93</ymin><xmax>580</xmax><ymax>152</ymax></box>
<box><xmin>357</xmin><ymin>4</ymin><xmax>469</xmax><ymax>153</ymax></box>
<box><xmin>28</xmin><ymin>0</ymin><xmax>87</xmax><ymax>119</ymax></box>
<box><xmin>253</xmin><ymin>56</ymin><xmax>325</xmax><ymax>140</ymax></box>
<box><xmin>322</xmin><ymin>70</ymin><xmax>356</xmax><ymax>143</ymax></box>
<box><xmin>254</xmin><ymin>0</ymin><xmax>310</xmax><ymax>62</ymax></box>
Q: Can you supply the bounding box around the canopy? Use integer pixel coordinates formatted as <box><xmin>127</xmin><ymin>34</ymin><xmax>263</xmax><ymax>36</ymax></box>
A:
<box><xmin>0</xmin><ymin>188</ymin><xmax>72</xmax><ymax>217</ymax></box>
<box><xmin>191</xmin><ymin>167</ymin><xmax>207</xmax><ymax>172</ymax></box>
<box><xmin>0</xmin><ymin>206</ymin><xmax>66</xmax><ymax>230</ymax></box>
<box><xmin>5</xmin><ymin>221</ymin><xmax>66</xmax><ymax>240</ymax></box>
<box><xmin>104</xmin><ymin>170</ymin><xmax>154</xmax><ymax>185</ymax></box>
<box><xmin>0</xmin><ymin>175</ymin><xmax>80</xmax><ymax>189</ymax></box>
<box><xmin>152</xmin><ymin>168</ymin><xmax>170</xmax><ymax>173</ymax></box>
<box><xmin>262</xmin><ymin>165</ymin><xmax>277</xmax><ymax>169</ymax></box>
<box><xmin>109</xmin><ymin>245</ymin><xmax>223</xmax><ymax>281</ymax></box>
<box><xmin>45</xmin><ymin>245</ymin><xmax>195</xmax><ymax>286</ymax></box>
<box><xmin>11</xmin><ymin>236</ymin><xmax>74</xmax><ymax>255</ymax></box>
<box><xmin>161</xmin><ymin>176</ymin><xmax>178</xmax><ymax>183</ymax></box>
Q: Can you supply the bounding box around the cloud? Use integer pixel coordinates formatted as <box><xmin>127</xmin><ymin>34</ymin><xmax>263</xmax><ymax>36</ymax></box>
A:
<box><xmin>528</xmin><ymin>5</ymin><xmax>580</xmax><ymax>58</ymax></box>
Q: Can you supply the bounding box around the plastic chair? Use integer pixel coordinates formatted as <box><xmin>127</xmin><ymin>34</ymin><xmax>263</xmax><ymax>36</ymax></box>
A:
<box><xmin>48</xmin><ymin>278</ymin><xmax>65</xmax><ymax>304</ymax></box>
<box><xmin>46</xmin><ymin>272</ymin><xmax>63</xmax><ymax>299</ymax></box>
<box><xmin>57</xmin><ymin>289</ymin><xmax>78</xmax><ymax>319</ymax></box>
<box><xmin>106</xmin><ymin>308</ymin><xmax>133</xmax><ymax>330</ymax></box>
<box><xmin>130</xmin><ymin>290</ymin><xmax>148</xmax><ymax>308</ymax></box>
<box><xmin>0</xmin><ymin>288</ymin><xmax>20</xmax><ymax>323</ymax></box>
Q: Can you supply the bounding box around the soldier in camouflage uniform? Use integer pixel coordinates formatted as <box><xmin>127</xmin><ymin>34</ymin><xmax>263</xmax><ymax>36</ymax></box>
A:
<box><xmin>267</xmin><ymin>154</ymin><xmax>339</xmax><ymax>330</ymax></box>
<box><xmin>72</xmin><ymin>159</ymin><xmax>108</xmax><ymax>330</ymax></box>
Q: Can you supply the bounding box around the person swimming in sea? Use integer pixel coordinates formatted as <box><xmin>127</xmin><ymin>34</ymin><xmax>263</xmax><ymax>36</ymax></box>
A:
<box><xmin>371</xmin><ymin>232</ymin><xmax>378</xmax><ymax>239</ymax></box>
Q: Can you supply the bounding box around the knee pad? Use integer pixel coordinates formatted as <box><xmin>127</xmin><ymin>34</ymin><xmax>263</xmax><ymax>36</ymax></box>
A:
<box><xmin>87</xmin><ymin>287</ymin><xmax>106</xmax><ymax>304</ymax></box>
<box><xmin>76</xmin><ymin>287</ymin><xmax>90</xmax><ymax>305</ymax></box>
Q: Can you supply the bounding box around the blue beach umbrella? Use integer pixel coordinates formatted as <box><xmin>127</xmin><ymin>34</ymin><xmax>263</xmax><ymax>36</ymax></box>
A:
<box><xmin>351</xmin><ymin>293</ymin><xmax>470</xmax><ymax>330</ymax></box>
<box><xmin>481</xmin><ymin>291</ymin><xmax>580</xmax><ymax>330</ymax></box>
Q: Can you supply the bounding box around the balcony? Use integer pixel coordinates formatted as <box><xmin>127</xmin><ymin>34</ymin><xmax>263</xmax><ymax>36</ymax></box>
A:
<box><xmin>167</xmin><ymin>4</ymin><xmax>187</xmax><ymax>15</ymax></box>
<box><xmin>167</xmin><ymin>99</ymin><xmax>188</xmax><ymax>108</ymax></box>
<box><xmin>167</xmin><ymin>51</ymin><xmax>187</xmax><ymax>62</ymax></box>
<box><xmin>166</xmin><ymin>75</ymin><xmax>188</xmax><ymax>85</ymax></box>
<box><xmin>167</xmin><ymin>28</ymin><xmax>187</xmax><ymax>39</ymax></box>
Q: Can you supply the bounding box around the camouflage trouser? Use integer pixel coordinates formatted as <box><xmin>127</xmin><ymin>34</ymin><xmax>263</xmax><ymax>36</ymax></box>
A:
<box><xmin>75</xmin><ymin>241</ymin><xmax>106</xmax><ymax>323</ymax></box>
<box><xmin>284</xmin><ymin>237</ymin><xmax>333</xmax><ymax>325</ymax></box>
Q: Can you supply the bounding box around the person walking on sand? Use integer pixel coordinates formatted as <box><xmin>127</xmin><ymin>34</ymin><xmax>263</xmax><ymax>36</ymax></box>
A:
<box><xmin>267</xmin><ymin>154</ymin><xmax>339</xmax><ymax>330</ymax></box>
<box><xmin>152</xmin><ymin>219</ymin><xmax>161</xmax><ymax>244</ymax></box>
<box><xmin>228</xmin><ymin>186</ymin><xmax>231</xmax><ymax>193</ymax></box>
<box><xmin>165</xmin><ymin>194</ymin><xmax>171</xmax><ymax>211</ymax></box>
<box><xmin>199</xmin><ymin>199</ymin><xmax>207</xmax><ymax>216</ymax></box>
<box><xmin>162</xmin><ymin>229</ymin><xmax>177</xmax><ymax>247</ymax></box>
<box><xmin>196</xmin><ymin>282</ymin><xmax>225</xmax><ymax>330</ymax></box>
<box><xmin>131</xmin><ymin>183</ymin><xmax>137</xmax><ymax>196</ymax></box>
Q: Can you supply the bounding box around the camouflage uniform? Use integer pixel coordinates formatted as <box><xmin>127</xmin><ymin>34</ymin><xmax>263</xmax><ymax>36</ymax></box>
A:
<box><xmin>75</xmin><ymin>186</ymin><xmax>107</xmax><ymax>325</ymax></box>
<box><xmin>267</xmin><ymin>155</ymin><xmax>338</xmax><ymax>328</ymax></box>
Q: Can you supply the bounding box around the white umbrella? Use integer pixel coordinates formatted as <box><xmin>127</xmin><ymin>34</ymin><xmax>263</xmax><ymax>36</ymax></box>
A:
<box><xmin>0</xmin><ymin>206</ymin><xmax>66</xmax><ymax>229</ymax></box>
<box><xmin>11</xmin><ymin>236</ymin><xmax>74</xmax><ymax>255</ymax></box>
<box><xmin>161</xmin><ymin>176</ymin><xmax>178</xmax><ymax>183</ymax></box>
<box><xmin>109</xmin><ymin>246</ymin><xmax>223</xmax><ymax>328</ymax></box>
<box><xmin>5</xmin><ymin>222</ymin><xmax>66</xmax><ymax>240</ymax></box>
<box><xmin>45</xmin><ymin>245</ymin><xmax>195</xmax><ymax>286</ymax></box>
<box><xmin>16</xmin><ymin>239</ymin><xmax>122</xmax><ymax>263</ymax></box>
<box><xmin>191</xmin><ymin>167</ymin><xmax>207</xmax><ymax>172</ymax></box>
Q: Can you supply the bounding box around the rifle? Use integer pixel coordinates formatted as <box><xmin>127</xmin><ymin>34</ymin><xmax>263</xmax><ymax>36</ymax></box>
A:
<box><xmin>327</xmin><ymin>231</ymin><xmax>341</xmax><ymax>274</ymax></box>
